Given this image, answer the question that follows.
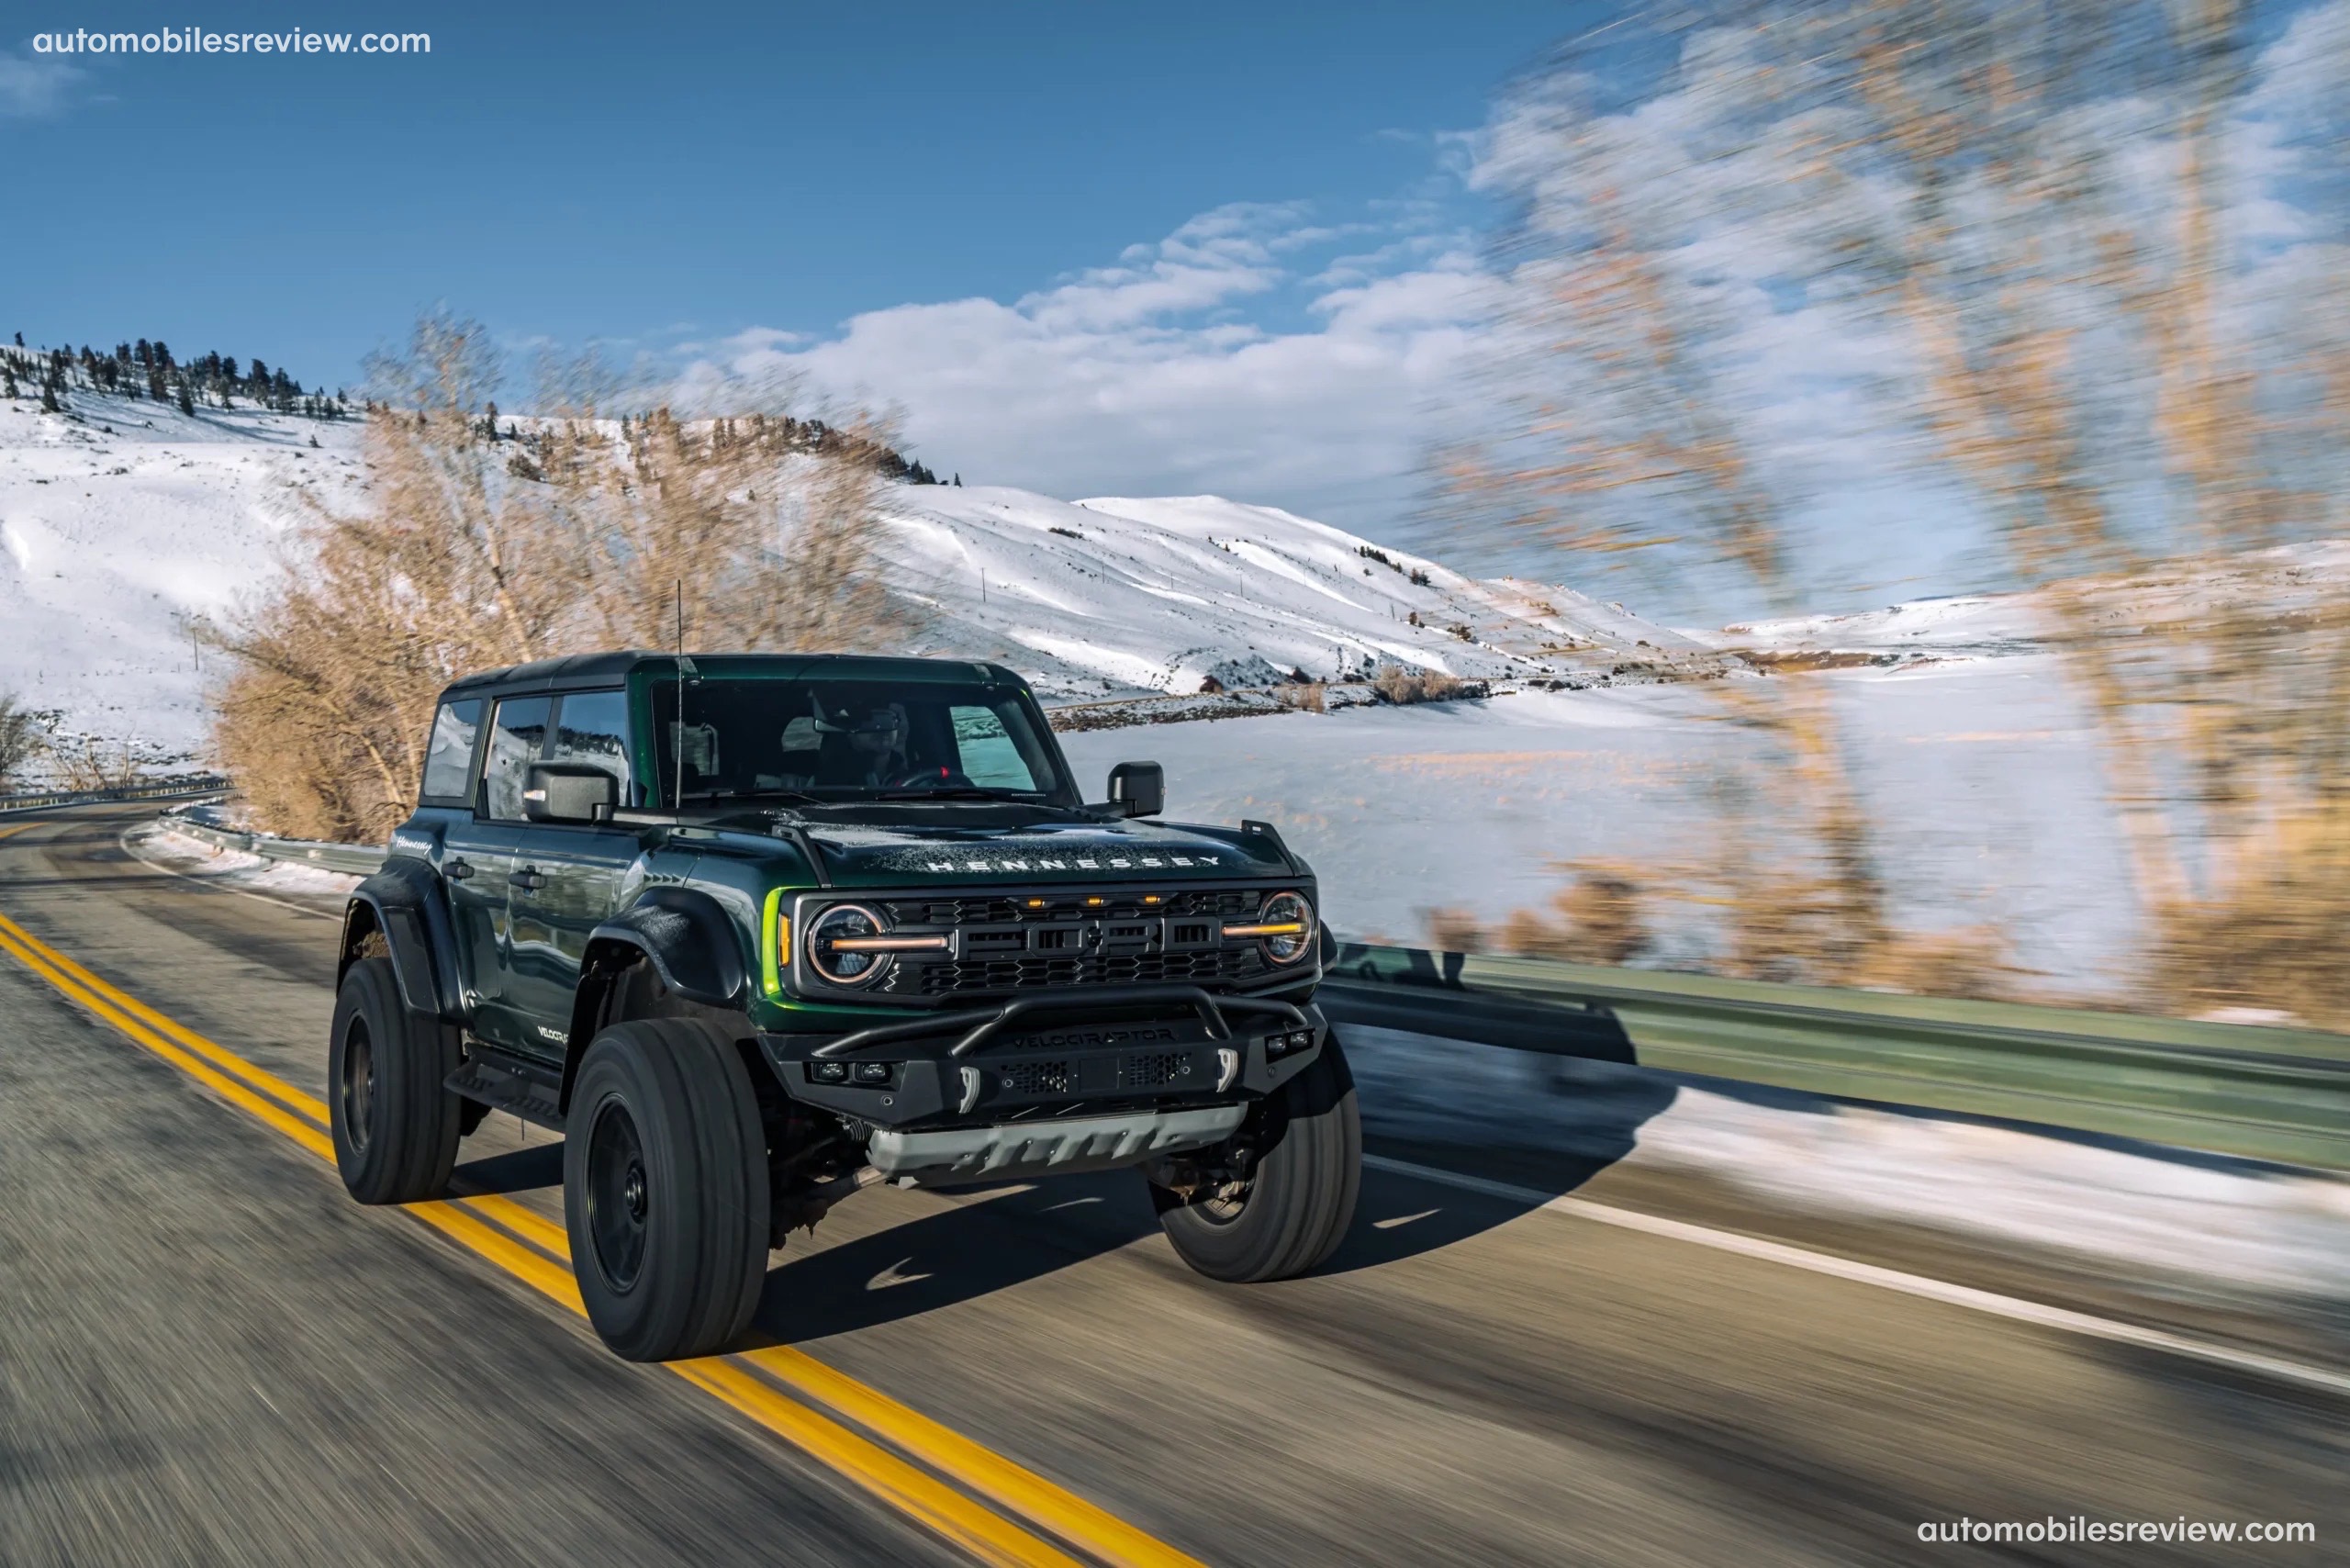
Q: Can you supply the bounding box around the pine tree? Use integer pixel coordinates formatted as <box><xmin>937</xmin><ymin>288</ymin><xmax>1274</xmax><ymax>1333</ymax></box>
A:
<box><xmin>40</xmin><ymin>377</ymin><xmax>62</xmax><ymax>414</ymax></box>
<box><xmin>176</xmin><ymin>379</ymin><xmax>195</xmax><ymax>416</ymax></box>
<box><xmin>3</xmin><ymin>364</ymin><xmax>17</xmax><ymax>399</ymax></box>
<box><xmin>953</xmin><ymin>473</ymin><xmax>962</xmax><ymax>487</ymax></box>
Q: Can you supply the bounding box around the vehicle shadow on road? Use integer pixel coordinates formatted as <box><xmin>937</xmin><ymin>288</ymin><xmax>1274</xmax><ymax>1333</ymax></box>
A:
<box><xmin>744</xmin><ymin>1174</ymin><xmax>1167</xmax><ymax>1344</ymax></box>
<box><xmin>1320</xmin><ymin>1026</ymin><xmax>1680</xmax><ymax>1275</ymax></box>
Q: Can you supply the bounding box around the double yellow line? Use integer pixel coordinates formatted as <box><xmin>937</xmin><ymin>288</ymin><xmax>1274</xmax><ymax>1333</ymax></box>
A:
<box><xmin>0</xmin><ymin>902</ymin><xmax>1202</xmax><ymax>1568</ymax></box>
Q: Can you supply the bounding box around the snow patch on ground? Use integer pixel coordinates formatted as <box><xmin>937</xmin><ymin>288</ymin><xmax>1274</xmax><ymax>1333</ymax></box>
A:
<box><xmin>1348</xmin><ymin>1025</ymin><xmax>2350</xmax><ymax>1298</ymax></box>
<box><xmin>128</xmin><ymin>823</ymin><xmax>362</xmax><ymax>904</ymax></box>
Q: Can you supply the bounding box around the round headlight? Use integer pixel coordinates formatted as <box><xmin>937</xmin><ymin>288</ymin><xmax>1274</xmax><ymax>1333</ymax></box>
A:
<box><xmin>1259</xmin><ymin>890</ymin><xmax>1315</xmax><ymax>964</ymax></box>
<box><xmin>807</xmin><ymin>902</ymin><xmax>891</xmax><ymax>987</ymax></box>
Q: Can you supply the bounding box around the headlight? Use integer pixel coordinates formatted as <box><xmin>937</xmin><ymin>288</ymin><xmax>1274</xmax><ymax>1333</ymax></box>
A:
<box><xmin>806</xmin><ymin>903</ymin><xmax>892</xmax><ymax>987</ymax></box>
<box><xmin>804</xmin><ymin>902</ymin><xmax>947</xmax><ymax>988</ymax></box>
<box><xmin>1223</xmin><ymin>890</ymin><xmax>1315</xmax><ymax>964</ymax></box>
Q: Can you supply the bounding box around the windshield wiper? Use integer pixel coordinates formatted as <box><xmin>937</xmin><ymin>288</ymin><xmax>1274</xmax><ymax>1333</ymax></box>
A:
<box><xmin>680</xmin><ymin>788</ymin><xmax>825</xmax><ymax>805</ymax></box>
<box><xmin>869</xmin><ymin>787</ymin><xmax>1044</xmax><ymax>802</ymax></box>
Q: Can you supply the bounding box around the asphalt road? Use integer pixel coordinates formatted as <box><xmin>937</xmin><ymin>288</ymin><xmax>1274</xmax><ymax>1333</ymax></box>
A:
<box><xmin>1</xmin><ymin>804</ymin><xmax>2341</xmax><ymax>1566</ymax></box>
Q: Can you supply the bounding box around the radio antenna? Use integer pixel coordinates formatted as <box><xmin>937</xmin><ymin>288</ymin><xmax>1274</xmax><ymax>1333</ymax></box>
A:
<box><xmin>674</xmin><ymin>579</ymin><xmax>684</xmax><ymax>808</ymax></box>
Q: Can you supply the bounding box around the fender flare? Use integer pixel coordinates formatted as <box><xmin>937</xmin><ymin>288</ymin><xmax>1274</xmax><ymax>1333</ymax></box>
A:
<box><xmin>562</xmin><ymin>888</ymin><xmax>751</xmax><ymax>1114</ymax></box>
<box><xmin>340</xmin><ymin>857</ymin><xmax>465</xmax><ymax>1022</ymax></box>
<box><xmin>581</xmin><ymin>887</ymin><xmax>749</xmax><ymax>1014</ymax></box>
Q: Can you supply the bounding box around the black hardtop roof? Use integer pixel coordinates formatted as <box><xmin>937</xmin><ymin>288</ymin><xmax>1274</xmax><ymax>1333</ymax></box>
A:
<box><xmin>439</xmin><ymin>651</ymin><xmax>1028</xmax><ymax>702</ymax></box>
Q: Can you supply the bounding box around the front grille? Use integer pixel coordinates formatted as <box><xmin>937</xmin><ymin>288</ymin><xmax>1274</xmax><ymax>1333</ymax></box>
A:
<box><xmin>882</xmin><ymin>889</ymin><xmax>1259</xmax><ymax>926</ymax></box>
<box><xmin>916</xmin><ymin>947</ymin><xmax>1255</xmax><ymax>996</ymax></box>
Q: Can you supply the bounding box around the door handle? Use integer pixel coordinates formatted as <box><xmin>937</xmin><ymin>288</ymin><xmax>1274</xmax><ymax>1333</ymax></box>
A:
<box><xmin>445</xmin><ymin>858</ymin><xmax>475</xmax><ymax>881</ymax></box>
<box><xmin>511</xmin><ymin>867</ymin><xmax>546</xmax><ymax>892</ymax></box>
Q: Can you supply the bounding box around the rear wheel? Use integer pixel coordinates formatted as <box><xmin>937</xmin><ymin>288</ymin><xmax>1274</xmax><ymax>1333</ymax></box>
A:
<box><xmin>564</xmin><ymin>1019</ymin><xmax>770</xmax><ymax>1361</ymax></box>
<box><xmin>1151</xmin><ymin>1029</ymin><xmax>1361</xmax><ymax>1282</ymax></box>
<box><xmin>329</xmin><ymin>956</ymin><xmax>463</xmax><ymax>1204</ymax></box>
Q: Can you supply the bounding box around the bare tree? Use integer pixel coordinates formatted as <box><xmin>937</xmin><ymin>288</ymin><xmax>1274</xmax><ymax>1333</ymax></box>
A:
<box><xmin>208</xmin><ymin>315</ymin><xmax>912</xmax><ymax>844</ymax></box>
<box><xmin>0</xmin><ymin>692</ymin><xmax>46</xmax><ymax>789</ymax></box>
<box><xmin>1453</xmin><ymin>0</ymin><xmax>2350</xmax><ymax>1013</ymax></box>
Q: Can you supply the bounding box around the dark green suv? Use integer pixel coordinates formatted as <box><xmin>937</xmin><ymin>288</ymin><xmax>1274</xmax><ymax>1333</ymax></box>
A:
<box><xmin>330</xmin><ymin>651</ymin><xmax>1360</xmax><ymax>1361</ymax></box>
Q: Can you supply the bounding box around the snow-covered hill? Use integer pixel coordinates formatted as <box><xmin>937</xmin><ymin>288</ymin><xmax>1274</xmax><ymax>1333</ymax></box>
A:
<box><xmin>0</xmin><ymin>390</ymin><xmax>1694</xmax><ymax>761</ymax></box>
<box><xmin>1680</xmin><ymin>539</ymin><xmax>2350</xmax><ymax>662</ymax></box>
<box><xmin>0</xmin><ymin>391</ymin><xmax>368</xmax><ymax>766</ymax></box>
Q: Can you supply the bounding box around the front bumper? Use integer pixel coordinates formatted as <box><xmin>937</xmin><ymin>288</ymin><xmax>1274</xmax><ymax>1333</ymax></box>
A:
<box><xmin>756</xmin><ymin>986</ymin><xmax>1327</xmax><ymax>1130</ymax></box>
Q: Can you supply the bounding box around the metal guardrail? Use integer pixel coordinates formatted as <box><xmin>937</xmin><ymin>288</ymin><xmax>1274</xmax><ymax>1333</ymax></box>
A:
<box><xmin>162</xmin><ymin>813</ymin><xmax>395</xmax><ymax>877</ymax></box>
<box><xmin>1319</xmin><ymin>945</ymin><xmax>2350</xmax><ymax>1172</ymax></box>
<box><xmin>150</xmin><ymin>808</ymin><xmax>2350</xmax><ymax>1170</ymax></box>
<box><xmin>0</xmin><ymin>776</ymin><xmax>229</xmax><ymax>817</ymax></box>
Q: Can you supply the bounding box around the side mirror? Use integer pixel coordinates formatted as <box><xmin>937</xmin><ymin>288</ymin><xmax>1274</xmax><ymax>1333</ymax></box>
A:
<box><xmin>523</xmin><ymin>764</ymin><xmax>619</xmax><ymax>823</ymax></box>
<box><xmin>1107</xmin><ymin>761</ymin><xmax>1164</xmax><ymax>818</ymax></box>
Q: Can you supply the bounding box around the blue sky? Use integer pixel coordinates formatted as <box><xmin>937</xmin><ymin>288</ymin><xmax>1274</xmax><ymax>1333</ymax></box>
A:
<box><xmin>11</xmin><ymin>3</ymin><xmax>2340</xmax><ymax>620</ymax></box>
<box><xmin>3</xmin><ymin>5</ymin><xmax>1582</xmax><ymax>393</ymax></box>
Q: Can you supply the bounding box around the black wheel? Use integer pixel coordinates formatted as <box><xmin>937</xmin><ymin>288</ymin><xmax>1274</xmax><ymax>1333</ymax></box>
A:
<box><xmin>1151</xmin><ymin>1028</ymin><xmax>1361</xmax><ymax>1282</ymax></box>
<box><xmin>329</xmin><ymin>956</ymin><xmax>463</xmax><ymax>1204</ymax></box>
<box><xmin>563</xmin><ymin>1019</ymin><xmax>770</xmax><ymax>1362</ymax></box>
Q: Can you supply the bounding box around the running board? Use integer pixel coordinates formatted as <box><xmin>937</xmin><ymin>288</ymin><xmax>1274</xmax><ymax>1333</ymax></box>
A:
<box><xmin>446</xmin><ymin>1047</ymin><xmax>566</xmax><ymax>1133</ymax></box>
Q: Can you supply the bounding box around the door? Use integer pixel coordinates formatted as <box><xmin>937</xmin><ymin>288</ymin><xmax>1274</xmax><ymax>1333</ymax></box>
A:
<box><xmin>448</xmin><ymin>694</ymin><xmax>553</xmax><ymax>1052</ymax></box>
<box><xmin>503</xmin><ymin>689</ymin><xmax>640</xmax><ymax>1054</ymax></box>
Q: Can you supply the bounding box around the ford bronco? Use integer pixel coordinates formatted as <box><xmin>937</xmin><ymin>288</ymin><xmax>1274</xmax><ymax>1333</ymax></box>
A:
<box><xmin>330</xmin><ymin>652</ymin><xmax>1360</xmax><ymax>1361</ymax></box>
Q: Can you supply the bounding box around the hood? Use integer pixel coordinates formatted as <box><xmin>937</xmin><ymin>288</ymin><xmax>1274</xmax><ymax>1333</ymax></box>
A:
<box><xmin>708</xmin><ymin>813</ymin><xmax>1296</xmax><ymax>887</ymax></box>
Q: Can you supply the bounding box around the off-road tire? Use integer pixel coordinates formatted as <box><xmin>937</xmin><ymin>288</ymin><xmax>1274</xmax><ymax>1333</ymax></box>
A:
<box><xmin>330</xmin><ymin>956</ymin><xmax>464</xmax><ymax>1204</ymax></box>
<box><xmin>565</xmin><ymin>1019</ymin><xmax>770</xmax><ymax>1362</ymax></box>
<box><xmin>1153</xmin><ymin>1029</ymin><xmax>1361</xmax><ymax>1282</ymax></box>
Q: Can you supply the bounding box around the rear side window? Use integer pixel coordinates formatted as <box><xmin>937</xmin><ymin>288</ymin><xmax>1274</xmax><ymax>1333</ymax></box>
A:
<box><xmin>549</xmin><ymin>690</ymin><xmax>634</xmax><ymax>807</ymax></box>
<box><xmin>483</xmin><ymin>697</ymin><xmax>553</xmax><ymax>820</ymax></box>
<box><xmin>420</xmin><ymin>700</ymin><xmax>482</xmax><ymax>801</ymax></box>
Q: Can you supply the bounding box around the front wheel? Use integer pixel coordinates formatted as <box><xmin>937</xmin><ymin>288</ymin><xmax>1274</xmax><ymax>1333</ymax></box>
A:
<box><xmin>330</xmin><ymin>956</ymin><xmax>463</xmax><ymax>1204</ymax></box>
<box><xmin>564</xmin><ymin>1019</ymin><xmax>770</xmax><ymax>1362</ymax></box>
<box><xmin>1150</xmin><ymin>1029</ymin><xmax>1361</xmax><ymax>1282</ymax></box>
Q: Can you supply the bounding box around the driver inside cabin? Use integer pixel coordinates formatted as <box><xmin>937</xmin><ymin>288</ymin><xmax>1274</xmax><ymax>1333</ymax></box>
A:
<box><xmin>661</xmin><ymin>678</ymin><xmax>1058</xmax><ymax>801</ymax></box>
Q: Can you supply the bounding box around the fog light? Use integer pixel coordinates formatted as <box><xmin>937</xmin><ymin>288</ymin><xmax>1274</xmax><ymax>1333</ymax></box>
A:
<box><xmin>852</xmin><ymin>1060</ymin><xmax>895</xmax><ymax>1085</ymax></box>
<box><xmin>807</xmin><ymin>1060</ymin><xmax>850</xmax><ymax>1084</ymax></box>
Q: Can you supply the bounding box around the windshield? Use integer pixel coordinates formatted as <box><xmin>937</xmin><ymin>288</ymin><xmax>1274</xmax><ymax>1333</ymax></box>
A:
<box><xmin>648</xmin><ymin>676</ymin><xmax>1075</xmax><ymax>808</ymax></box>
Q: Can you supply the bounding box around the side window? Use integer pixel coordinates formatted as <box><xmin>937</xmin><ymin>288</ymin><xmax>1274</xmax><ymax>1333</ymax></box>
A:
<box><xmin>420</xmin><ymin>700</ymin><xmax>482</xmax><ymax>801</ymax></box>
<box><xmin>949</xmin><ymin>704</ymin><xmax>1041</xmax><ymax>790</ymax></box>
<box><xmin>548</xmin><ymin>690</ymin><xmax>633</xmax><ymax>808</ymax></box>
<box><xmin>482</xmin><ymin>697</ymin><xmax>552</xmax><ymax>821</ymax></box>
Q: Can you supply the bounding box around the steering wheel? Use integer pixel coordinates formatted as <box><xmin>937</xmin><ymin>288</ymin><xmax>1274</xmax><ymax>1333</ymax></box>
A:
<box><xmin>888</xmin><ymin>765</ymin><xmax>976</xmax><ymax>790</ymax></box>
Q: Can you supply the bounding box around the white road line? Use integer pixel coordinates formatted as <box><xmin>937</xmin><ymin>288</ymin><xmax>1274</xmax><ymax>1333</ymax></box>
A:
<box><xmin>1363</xmin><ymin>1153</ymin><xmax>2350</xmax><ymax>1400</ymax></box>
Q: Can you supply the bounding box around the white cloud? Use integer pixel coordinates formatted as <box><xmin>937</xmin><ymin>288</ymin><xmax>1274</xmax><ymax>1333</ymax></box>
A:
<box><xmin>0</xmin><ymin>47</ymin><xmax>83</xmax><ymax>118</ymax></box>
<box><xmin>683</xmin><ymin>202</ymin><xmax>1483</xmax><ymax>528</ymax></box>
